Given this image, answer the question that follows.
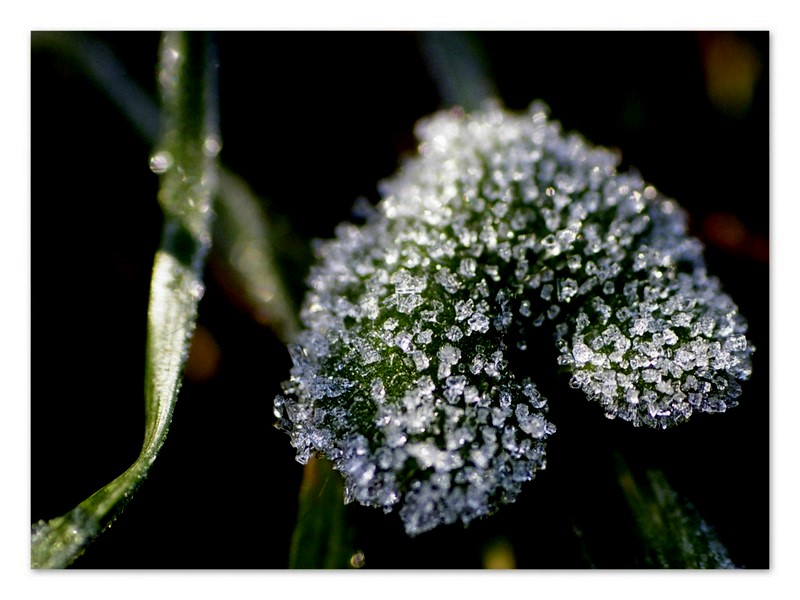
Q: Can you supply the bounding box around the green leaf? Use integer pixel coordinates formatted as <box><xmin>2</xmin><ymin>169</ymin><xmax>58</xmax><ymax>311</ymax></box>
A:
<box><xmin>284</xmin><ymin>31</ymin><xmax>500</xmax><ymax>565</ymax></box>
<box><xmin>31</xmin><ymin>32</ymin><xmax>219</xmax><ymax>569</ymax></box>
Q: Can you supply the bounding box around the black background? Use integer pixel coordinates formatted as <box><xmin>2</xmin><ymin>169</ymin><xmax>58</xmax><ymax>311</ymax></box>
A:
<box><xmin>31</xmin><ymin>31</ymin><xmax>768</xmax><ymax>568</ymax></box>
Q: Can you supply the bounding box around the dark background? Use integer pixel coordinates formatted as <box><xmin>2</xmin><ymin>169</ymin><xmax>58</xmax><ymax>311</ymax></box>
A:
<box><xmin>31</xmin><ymin>31</ymin><xmax>769</xmax><ymax>568</ymax></box>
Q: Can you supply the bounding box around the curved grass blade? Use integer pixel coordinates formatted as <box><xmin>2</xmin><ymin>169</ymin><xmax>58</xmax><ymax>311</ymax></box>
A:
<box><xmin>31</xmin><ymin>31</ymin><xmax>219</xmax><ymax>569</ymax></box>
<box><xmin>32</xmin><ymin>32</ymin><xmax>299</xmax><ymax>342</ymax></box>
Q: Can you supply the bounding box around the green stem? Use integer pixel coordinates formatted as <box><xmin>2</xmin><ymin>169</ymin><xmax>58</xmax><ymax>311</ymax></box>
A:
<box><xmin>31</xmin><ymin>31</ymin><xmax>219</xmax><ymax>569</ymax></box>
<box><xmin>32</xmin><ymin>31</ymin><xmax>298</xmax><ymax>340</ymax></box>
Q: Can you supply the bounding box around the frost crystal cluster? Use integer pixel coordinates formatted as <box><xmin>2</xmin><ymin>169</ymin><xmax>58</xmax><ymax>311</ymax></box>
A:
<box><xmin>275</xmin><ymin>102</ymin><xmax>754</xmax><ymax>536</ymax></box>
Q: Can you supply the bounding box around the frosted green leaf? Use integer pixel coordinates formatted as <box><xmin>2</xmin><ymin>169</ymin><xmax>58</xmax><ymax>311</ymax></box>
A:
<box><xmin>275</xmin><ymin>102</ymin><xmax>753</xmax><ymax>536</ymax></box>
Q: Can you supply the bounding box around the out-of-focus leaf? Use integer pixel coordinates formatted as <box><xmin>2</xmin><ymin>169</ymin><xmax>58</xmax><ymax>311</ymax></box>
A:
<box><xmin>212</xmin><ymin>170</ymin><xmax>298</xmax><ymax>341</ymax></box>
<box><xmin>31</xmin><ymin>32</ymin><xmax>219</xmax><ymax>568</ymax></box>
<box><xmin>481</xmin><ymin>537</ymin><xmax>517</xmax><ymax>569</ymax></box>
<box><xmin>616</xmin><ymin>455</ymin><xmax>735</xmax><ymax>568</ymax></box>
<box><xmin>419</xmin><ymin>31</ymin><xmax>498</xmax><ymax>111</ymax></box>
<box><xmin>31</xmin><ymin>32</ymin><xmax>161</xmax><ymax>144</ymax></box>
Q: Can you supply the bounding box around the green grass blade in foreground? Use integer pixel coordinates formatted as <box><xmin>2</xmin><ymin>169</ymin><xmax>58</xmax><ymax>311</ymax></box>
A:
<box><xmin>31</xmin><ymin>32</ymin><xmax>219</xmax><ymax>569</ymax></box>
<box><xmin>32</xmin><ymin>32</ymin><xmax>298</xmax><ymax>343</ymax></box>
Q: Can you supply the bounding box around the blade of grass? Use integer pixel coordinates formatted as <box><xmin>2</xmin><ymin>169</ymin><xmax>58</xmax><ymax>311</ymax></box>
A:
<box><xmin>32</xmin><ymin>32</ymin><xmax>299</xmax><ymax>341</ymax></box>
<box><xmin>31</xmin><ymin>31</ymin><xmax>219</xmax><ymax>569</ymax></box>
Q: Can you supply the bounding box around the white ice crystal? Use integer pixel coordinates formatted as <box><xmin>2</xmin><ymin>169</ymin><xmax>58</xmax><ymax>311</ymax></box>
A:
<box><xmin>275</xmin><ymin>101</ymin><xmax>754</xmax><ymax>536</ymax></box>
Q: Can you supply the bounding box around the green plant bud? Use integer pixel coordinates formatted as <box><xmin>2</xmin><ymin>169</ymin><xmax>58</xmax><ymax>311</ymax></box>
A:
<box><xmin>275</xmin><ymin>101</ymin><xmax>753</xmax><ymax>536</ymax></box>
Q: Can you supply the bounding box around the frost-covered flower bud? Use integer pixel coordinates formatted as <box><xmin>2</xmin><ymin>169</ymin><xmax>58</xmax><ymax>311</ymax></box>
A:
<box><xmin>275</xmin><ymin>102</ymin><xmax>753</xmax><ymax>535</ymax></box>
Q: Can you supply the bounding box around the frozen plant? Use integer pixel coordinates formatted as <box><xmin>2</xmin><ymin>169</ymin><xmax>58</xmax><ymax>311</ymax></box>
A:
<box><xmin>274</xmin><ymin>102</ymin><xmax>754</xmax><ymax>536</ymax></box>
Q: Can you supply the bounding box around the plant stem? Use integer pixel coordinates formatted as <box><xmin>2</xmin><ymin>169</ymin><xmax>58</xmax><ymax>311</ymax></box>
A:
<box><xmin>31</xmin><ymin>31</ymin><xmax>219</xmax><ymax>568</ymax></box>
<box><xmin>32</xmin><ymin>31</ymin><xmax>298</xmax><ymax>340</ymax></box>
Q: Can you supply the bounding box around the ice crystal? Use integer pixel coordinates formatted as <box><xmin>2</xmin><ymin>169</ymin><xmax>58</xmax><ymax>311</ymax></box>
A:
<box><xmin>275</xmin><ymin>102</ymin><xmax>753</xmax><ymax>536</ymax></box>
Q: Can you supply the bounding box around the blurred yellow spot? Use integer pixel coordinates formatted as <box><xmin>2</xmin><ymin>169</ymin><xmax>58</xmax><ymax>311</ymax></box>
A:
<box><xmin>482</xmin><ymin>536</ymin><xmax>516</xmax><ymax>569</ymax></box>
<box><xmin>701</xmin><ymin>33</ymin><xmax>761</xmax><ymax>118</ymax></box>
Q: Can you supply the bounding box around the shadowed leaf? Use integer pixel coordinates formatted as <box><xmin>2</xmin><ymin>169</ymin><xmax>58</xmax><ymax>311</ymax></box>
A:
<box><xmin>616</xmin><ymin>455</ymin><xmax>735</xmax><ymax>568</ymax></box>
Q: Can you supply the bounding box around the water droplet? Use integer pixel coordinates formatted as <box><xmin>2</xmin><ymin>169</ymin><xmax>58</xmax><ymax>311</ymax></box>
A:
<box><xmin>189</xmin><ymin>281</ymin><xmax>205</xmax><ymax>300</ymax></box>
<box><xmin>203</xmin><ymin>135</ymin><xmax>222</xmax><ymax>158</ymax></box>
<box><xmin>350</xmin><ymin>550</ymin><xmax>366</xmax><ymax>568</ymax></box>
<box><xmin>149</xmin><ymin>151</ymin><xmax>173</xmax><ymax>175</ymax></box>
<box><xmin>165</xmin><ymin>47</ymin><xmax>181</xmax><ymax>66</ymax></box>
